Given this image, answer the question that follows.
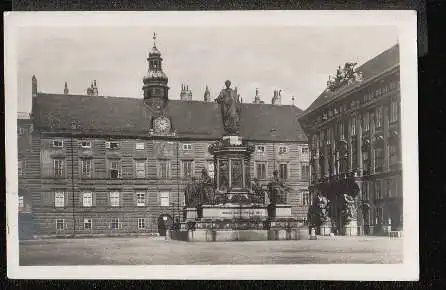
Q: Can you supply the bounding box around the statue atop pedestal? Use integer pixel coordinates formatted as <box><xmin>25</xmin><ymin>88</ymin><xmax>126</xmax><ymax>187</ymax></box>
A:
<box><xmin>267</xmin><ymin>170</ymin><xmax>290</xmax><ymax>204</ymax></box>
<box><xmin>200</xmin><ymin>168</ymin><xmax>215</xmax><ymax>205</ymax></box>
<box><xmin>216</xmin><ymin>80</ymin><xmax>241</xmax><ymax>135</ymax></box>
<box><xmin>342</xmin><ymin>193</ymin><xmax>357</xmax><ymax>223</ymax></box>
<box><xmin>184</xmin><ymin>177</ymin><xmax>201</xmax><ymax>208</ymax></box>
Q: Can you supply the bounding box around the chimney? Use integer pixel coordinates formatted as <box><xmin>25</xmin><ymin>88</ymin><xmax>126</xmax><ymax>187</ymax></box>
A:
<box><xmin>204</xmin><ymin>85</ymin><xmax>211</xmax><ymax>102</ymax></box>
<box><xmin>64</xmin><ymin>81</ymin><xmax>69</xmax><ymax>95</ymax></box>
<box><xmin>32</xmin><ymin>75</ymin><xmax>37</xmax><ymax>97</ymax></box>
<box><xmin>292</xmin><ymin>96</ymin><xmax>295</xmax><ymax>106</ymax></box>
<box><xmin>253</xmin><ymin>88</ymin><xmax>261</xmax><ymax>104</ymax></box>
<box><xmin>180</xmin><ymin>83</ymin><xmax>192</xmax><ymax>101</ymax></box>
<box><xmin>92</xmin><ymin>80</ymin><xmax>98</xmax><ymax>96</ymax></box>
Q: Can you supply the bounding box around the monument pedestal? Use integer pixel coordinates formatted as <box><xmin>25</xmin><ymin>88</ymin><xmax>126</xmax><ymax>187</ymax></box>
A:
<box><xmin>184</xmin><ymin>208</ymin><xmax>198</xmax><ymax>221</ymax></box>
<box><xmin>267</xmin><ymin>204</ymin><xmax>292</xmax><ymax>218</ymax></box>
<box><xmin>342</xmin><ymin>220</ymin><xmax>358</xmax><ymax>236</ymax></box>
<box><xmin>319</xmin><ymin>222</ymin><xmax>332</xmax><ymax>236</ymax></box>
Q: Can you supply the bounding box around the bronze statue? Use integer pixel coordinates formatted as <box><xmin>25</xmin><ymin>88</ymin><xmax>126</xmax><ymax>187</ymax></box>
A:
<box><xmin>251</xmin><ymin>178</ymin><xmax>266</xmax><ymax>204</ymax></box>
<box><xmin>267</xmin><ymin>170</ymin><xmax>290</xmax><ymax>204</ymax></box>
<box><xmin>184</xmin><ymin>177</ymin><xmax>200</xmax><ymax>208</ymax></box>
<box><xmin>200</xmin><ymin>168</ymin><xmax>214</xmax><ymax>204</ymax></box>
<box><xmin>216</xmin><ymin>80</ymin><xmax>241</xmax><ymax>135</ymax></box>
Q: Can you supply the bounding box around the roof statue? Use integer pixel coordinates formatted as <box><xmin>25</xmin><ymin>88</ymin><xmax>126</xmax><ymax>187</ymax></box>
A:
<box><xmin>326</xmin><ymin>62</ymin><xmax>363</xmax><ymax>92</ymax></box>
<box><xmin>215</xmin><ymin>80</ymin><xmax>241</xmax><ymax>135</ymax></box>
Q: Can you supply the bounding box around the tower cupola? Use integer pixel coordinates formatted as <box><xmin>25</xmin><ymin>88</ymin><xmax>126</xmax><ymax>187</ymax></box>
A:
<box><xmin>142</xmin><ymin>32</ymin><xmax>169</xmax><ymax>112</ymax></box>
<box><xmin>203</xmin><ymin>85</ymin><xmax>211</xmax><ymax>102</ymax></box>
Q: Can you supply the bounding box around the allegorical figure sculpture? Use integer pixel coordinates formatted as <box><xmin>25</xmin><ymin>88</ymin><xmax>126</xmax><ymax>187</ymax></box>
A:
<box><xmin>342</xmin><ymin>193</ymin><xmax>356</xmax><ymax>222</ymax></box>
<box><xmin>251</xmin><ymin>178</ymin><xmax>266</xmax><ymax>204</ymax></box>
<box><xmin>216</xmin><ymin>80</ymin><xmax>241</xmax><ymax>135</ymax></box>
<box><xmin>267</xmin><ymin>170</ymin><xmax>290</xmax><ymax>204</ymax></box>
<box><xmin>316</xmin><ymin>194</ymin><xmax>330</xmax><ymax>223</ymax></box>
<box><xmin>200</xmin><ymin>168</ymin><xmax>214</xmax><ymax>205</ymax></box>
<box><xmin>184</xmin><ymin>177</ymin><xmax>200</xmax><ymax>208</ymax></box>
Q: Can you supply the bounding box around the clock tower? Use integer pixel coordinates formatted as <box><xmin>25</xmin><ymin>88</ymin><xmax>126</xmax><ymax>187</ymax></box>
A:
<box><xmin>143</xmin><ymin>33</ymin><xmax>169</xmax><ymax>112</ymax></box>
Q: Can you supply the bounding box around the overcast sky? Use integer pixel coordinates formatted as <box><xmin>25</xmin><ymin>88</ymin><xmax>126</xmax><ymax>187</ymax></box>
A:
<box><xmin>17</xmin><ymin>26</ymin><xmax>398</xmax><ymax>113</ymax></box>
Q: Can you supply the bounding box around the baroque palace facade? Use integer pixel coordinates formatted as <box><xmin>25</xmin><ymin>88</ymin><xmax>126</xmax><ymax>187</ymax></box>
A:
<box><xmin>17</xmin><ymin>36</ymin><xmax>310</xmax><ymax>238</ymax></box>
<box><xmin>299</xmin><ymin>44</ymin><xmax>402</xmax><ymax>235</ymax></box>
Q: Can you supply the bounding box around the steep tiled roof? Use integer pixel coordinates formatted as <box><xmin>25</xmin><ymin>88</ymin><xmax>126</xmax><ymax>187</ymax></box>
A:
<box><xmin>32</xmin><ymin>94</ymin><xmax>307</xmax><ymax>142</ymax></box>
<box><xmin>304</xmin><ymin>44</ymin><xmax>400</xmax><ymax>115</ymax></box>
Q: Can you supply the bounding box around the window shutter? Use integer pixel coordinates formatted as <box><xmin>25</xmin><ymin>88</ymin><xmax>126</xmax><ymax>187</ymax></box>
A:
<box><xmin>120</xmin><ymin>191</ymin><xmax>124</xmax><ymax>207</ymax></box>
<box><xmin>80</xmin><ymin>192</ymin><xmax>84</xmax><ymax>206</ymax></box>
<box><xmin>64</xmin><ymin>191</ymin><xmax>69</xmax><ymax>208</ymax></box>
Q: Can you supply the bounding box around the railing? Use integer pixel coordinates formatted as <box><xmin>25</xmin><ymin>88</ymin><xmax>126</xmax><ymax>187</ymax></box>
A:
<box><xmin>17</xmin><ymin>112</ymin><xmax>31</xmax><ymax>119</ymax></box>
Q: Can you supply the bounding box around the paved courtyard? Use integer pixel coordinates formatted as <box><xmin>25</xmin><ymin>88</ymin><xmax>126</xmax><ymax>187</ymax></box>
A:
<box><xmin>19</xmin><ymin>236</ymin><xmax>403</xmax><ymax>265</ymax></box>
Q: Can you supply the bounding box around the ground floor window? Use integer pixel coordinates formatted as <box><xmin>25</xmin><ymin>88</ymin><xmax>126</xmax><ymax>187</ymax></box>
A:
<box><xmin>56</xmin><ymin>219</ymin><xmax>64</xmax><ymax>230</ymax></box>
<box><xmin>18</xmin><ymin>196</ymin><xmax>24</xmax><ymax>209</ymax></box>
<box><xmin>110</xmin><ymin>218</ymin><xmax>120</xmax><ymax>230</ymax></box>
<box><xmin>138</xmin><ymin>218</ymin><xmax>146</xmax><ymax>229</ymax></box>
<box><xmin>302</xmin><ymin>190</ymin><xmax>310</xmax><ymax>206</ymax></box>
<box><xmin>84</xmin><ymin>218</ymin><xmax>92</xmax><ymax>230</ymax></box>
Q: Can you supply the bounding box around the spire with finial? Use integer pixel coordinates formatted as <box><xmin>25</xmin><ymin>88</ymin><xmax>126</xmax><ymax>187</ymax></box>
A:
<box><xmin>153</xmin><ymin>32</ymin><xmax>157</xmax><ymax>48</ymax></box>
<box><xmin>32</xmin><ymin>75</ymin><xmax>38</xmax><ymax>97</ymax></box>
<box><xmin>64</xmin><ymin>81</ymin><xmax>69</xmax><ymax>95</ymax></box>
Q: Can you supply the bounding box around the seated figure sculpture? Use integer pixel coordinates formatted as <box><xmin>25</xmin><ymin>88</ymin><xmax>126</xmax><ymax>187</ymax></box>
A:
<box><xmin>267</xmin><ymin>170</ymin><xmax>290</xmax><ymax>204</ymax></box>
<box><xmin>200</xmin><ymin>168</ymin><xmax>214</xmax><ymax>205</ymax></box>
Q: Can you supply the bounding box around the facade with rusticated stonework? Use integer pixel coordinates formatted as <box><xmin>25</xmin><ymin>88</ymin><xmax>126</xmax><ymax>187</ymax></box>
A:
<box><xmin>20</xmin><ymin>36</ymin><xmax>310</xmax><ymax>238</ymax></box>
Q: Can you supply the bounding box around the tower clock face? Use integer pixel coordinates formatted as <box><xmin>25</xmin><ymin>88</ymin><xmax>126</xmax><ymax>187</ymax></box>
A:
<box><xmin>153</xmin><ymin>116</ymin><xmax>171</xmax><ymax>134</ymax></box>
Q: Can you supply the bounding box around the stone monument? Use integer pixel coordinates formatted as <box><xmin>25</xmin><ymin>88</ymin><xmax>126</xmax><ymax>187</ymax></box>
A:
<box><xmin>341</xmin><ymin>193</ymin><xmax>358</xmax><ymax>236</ymax></box>
<box><xmin>171</xmin><ymin>80</ymin><xmax>308</xmax><ymax>242</ymax></box>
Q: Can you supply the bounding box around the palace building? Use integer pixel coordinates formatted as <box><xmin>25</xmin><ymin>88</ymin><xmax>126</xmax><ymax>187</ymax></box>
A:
<box><xmin>17</xmin><ymin>35</ymin><xmax>310</xmax><ymax>238</ymax></box>
<box><xmin>298</xmin><ymin>44</ymin><xmax>402</xmax><ymax>236</ymax></box>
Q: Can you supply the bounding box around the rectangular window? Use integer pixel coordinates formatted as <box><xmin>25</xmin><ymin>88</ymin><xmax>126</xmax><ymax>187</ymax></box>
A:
<box><xmin>326</xmin><ymin>128</ymin><xmax>332</xmax><ymax>145</ymax></box>
<box><xmin>138</xmin><ymin>218</ymin><xmax>146</xmax><ymax>229</ymax></box>
<box><xmin>105</xmin><ymin>141</ymin><xmax>120</xmax><ymax>149</ymax></box>
<box><xmin>110</xmin><ymin>218</ymin><xmax>120</xmax><ymax>230</ymax></box>
<box><xmin>338</xmin><ymin>122</ymin><xmax>344</xmax><ymax>140</ymax></box>
<box><xmin>18</xmin><ymin>127</ymin><xmax>24</xmax><ymax>135</ymax></box>
<box><xmin>362</xmin><ymin>151</ymin><xmax>370</xmax><ymax>175</ymax></box>
<box><xmin>390</xmin><ymin>101</ymin><xmax>399</xmax><ymax>122</ymax></box>
<box><xmin>362</xmin><ymin>182</ymin><xmax>369</xmax><ymax>200</ymax></box>
<box><xmin>55</xmin><ymin>192</ymin><xmax>65</xmax><ymax>207</ymax></box>
<box><xmin>56</xmin><ymin>219</ymin><xmax>64</xmax><ymax>230</ymax></box>
<box><xmin>375</xmin><ymin>181</ymin><xmax>382</xmax><ymax>200</ymax></box>
<box><xmin>18</xmin><ymin>160</ymin><xmax>23</xmax><ymax>176</ymax></box>
<box><xmin>135</xmin><ymin>160</ymin><xmax>145</xmax><ymax>178</ymax></box>
<box><xmin>80</xmin><ymin>141</ymin><xmax>91</xmax><ymax>149</ymax></box>
<box><xmin>256</xmin><ymin>162</ymin><xmax>267</xmax><ymax>180</ymax></box>
<box><xmin>389</xmin><ymin>144</ymin><xmax>398</xmax><ymax>164</ymax></box>
<box><xmin>80</xmin><ymin>158</ymin><xmax>92</xmax><ymax>178</ymax></box>
<box><xmin>256</xmin><ymin>145</ymin><xmax>265</xmax><ymax>154</ymax></box>
<box><xmin>109</xmin><ymin>192</ymin><xmax>120</xmax><ymax>207</ymax></box>
<box><xmin>376</xmin><ymin>106</ymin><xmax>383</xmax><ymax>128</ymax></box>
<box><xmin>182</xmin><ymin>144</ymin><xmax>192</xmax><ymax>151</ymax></box>
<box><xmin>136</xmin><ymin>192</ymin><xmax>146</xmax><ymax>206</ymax></box>
<box><xmin>363</xmin><ymin>112</ymin><xmax>370</xmax><ymax>132</ymax></box>
<box><xmin>182</xmin><ymin>160</ymin><xmax>193</xmax><ymax>178</ymax></box>
<box><xmin>158</xmin><ymin>160</ymin><xmax>170</xmax><ymax>178</ymax></box>
<box><xmin>18</xmin><ymin>196</ymin><xmax>24</xmax><ymax>209</ymax></box>
<box><xmin>278</xmin><ymin>146</ymin><xmax>288</xmax><ymax>155</ymax></box>
<box><xmin>52</xmin><ymin>140</ymin><xmax>64</xmax><ymax>148</ymax></box>
<box><xmin>109</xmin><ymin>159</ymin><xmax>122</xmax><ymax>179</ymax></box>
<box><xmin>82</xmin><ymin>192</ymin><xmax>93</xmax><ymax>207</ymax></box>
<box><xmin>207</xmin><ymin>160</ymin><xmax>215</xmax><ymax>179</ymax></box>
<box><xmin>351</xmin><ymin>117</ymin><xmax>356</xmax><ymax>136</ymax></box>
<box><xmin>375</xmin><ymin>148</ymin><xmax>384</xmax><ymax>172</ymax></box>
<box><xmin>301</xmin><ymin>147</ymin><xmax>309</xmax><ymax>154</ymax></box>
<box><xmin>160</xmin><ymin>191</ymin><xmax>169</xmax><ymax>207</ymax></box>
<box><xmin>302</xmin><ymin>191</ymin><xmax>310</xmax><ymax>206</ymax></box>
<box><xmin>136</xmin><ymin>142</ymin><xmax>145</xmax><ymax>150</ymax></box>
<box><xmin>301</xmin><ymin>163</ymin><xmax>310</xmax><ymax>180</ymax></box>
<box><xmin>279</xmin><ymin>163</ymin><xmax>288</xmax><ymax>180</ymax></box>
<box><xmin>53</xmin><ymin>159</ymin><xmax>65</xmax><ymax>177</ymax></box>
<box><xmin>84</xmin><ymin>218</ymin><xmax>92</xmax><ymax>230</ymax></box>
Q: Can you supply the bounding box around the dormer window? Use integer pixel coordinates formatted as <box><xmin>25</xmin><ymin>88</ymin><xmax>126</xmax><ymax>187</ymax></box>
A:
<box><xmin>105</xmin><ymin>141</ymin><xmax>119</xmax><ymax>150</ymax></box>
<box><xmin>81</xmin><ymin>141</ymin><xmax>91</xmax><ymax>149</ymax></box>
<box><xmin>52</xmin><ymin>140</ymin><xmax>64</xmax><ymax>148</ymax></box>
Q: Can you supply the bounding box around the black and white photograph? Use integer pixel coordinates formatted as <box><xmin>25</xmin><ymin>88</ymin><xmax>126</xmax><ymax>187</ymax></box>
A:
<box><xmin>5</xmin><ymin>11</ymin><xmax>418</xmax><ymax>280</ymax></box>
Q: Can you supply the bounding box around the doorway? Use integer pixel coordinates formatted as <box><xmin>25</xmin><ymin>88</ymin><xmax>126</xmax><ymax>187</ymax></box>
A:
<box><xmin>157</xmin><ymin>214</ymin><xmax>173</xmax><ymax>236</ymax></box>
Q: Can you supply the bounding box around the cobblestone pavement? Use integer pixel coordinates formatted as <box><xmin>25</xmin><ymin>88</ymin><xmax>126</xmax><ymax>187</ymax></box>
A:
<box><xmin>19</xmin><ymin>236</ymin><xmax>403</xmax><ymax>265</ymax></box>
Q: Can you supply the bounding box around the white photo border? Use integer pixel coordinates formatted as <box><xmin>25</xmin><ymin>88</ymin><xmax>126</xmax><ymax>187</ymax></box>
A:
<box><xmin>4</xmin><ymin>10</ymin><xmax>418</xmax><ymax>280</ymax></box>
